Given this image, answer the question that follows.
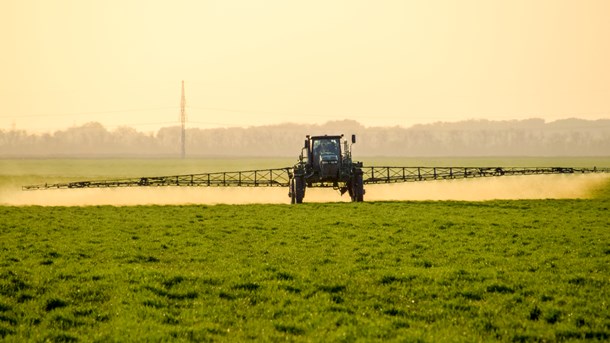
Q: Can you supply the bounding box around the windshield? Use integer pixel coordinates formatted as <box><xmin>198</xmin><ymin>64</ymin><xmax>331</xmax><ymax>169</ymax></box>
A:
<box><xmin>312</xmin><ymin>138</ymin><xmax>340</xmax><ymax>156</ymax></box>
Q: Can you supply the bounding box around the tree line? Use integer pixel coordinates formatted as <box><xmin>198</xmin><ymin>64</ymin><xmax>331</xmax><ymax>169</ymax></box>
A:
<box><xmin>1</xmin><ymin>118</ymin><xmax>608</xmax><ymax>157</ymax></box>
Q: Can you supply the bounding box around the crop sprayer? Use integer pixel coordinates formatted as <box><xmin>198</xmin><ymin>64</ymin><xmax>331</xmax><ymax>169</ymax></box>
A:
<box><xmin>23</xmin><ymin>134</ymin><xmax>610</xmax><ymax>203</ymax></box>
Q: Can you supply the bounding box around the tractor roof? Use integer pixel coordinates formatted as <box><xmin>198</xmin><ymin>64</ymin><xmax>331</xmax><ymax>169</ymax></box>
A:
<box><xmin>310</xmin><ymin>135</ymin><xmax>343</xmax><ymax>140</ymax></box>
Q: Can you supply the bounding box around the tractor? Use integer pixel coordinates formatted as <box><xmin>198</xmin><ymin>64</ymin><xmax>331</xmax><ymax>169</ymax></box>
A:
<box><xmin>290</xmin><ymin>134</ymin><xmax>364</xmax><ymax>203</ymax></box>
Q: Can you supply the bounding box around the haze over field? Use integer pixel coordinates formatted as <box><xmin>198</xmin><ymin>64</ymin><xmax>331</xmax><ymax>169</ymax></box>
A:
<box><xmin>1</xmin><ymin>0</ymin><xmax>609</xmax><ymax>133</ymax></box>
<box><xmin>3</xmin><ymin>174</ymin><xmax>608</xmax><ymax>206</ymax></box>
<box><xmin>2</xmin><ymin>157</ymin><xmax>608</xmax><ymax>205</ymax></box>
<box><xmin>2</xmin><ymin>119</ymin><xmax>610</xmax><ymax>157</ymax></box>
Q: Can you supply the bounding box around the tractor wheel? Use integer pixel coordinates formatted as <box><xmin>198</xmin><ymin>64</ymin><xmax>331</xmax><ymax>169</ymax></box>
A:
<box><xmin>351</xmin><ymin>170</ymin><xmax>364</xmax><ymax>202</ymax></box>
<box><xmin>290</xmin><ymin>179</ymin><xmax>296</xmax><ymax>204</ymax></box>
<box><xmin>291</xmin><ymin>176</ymin><xmax>305</xmax><ymax>204</ymax></box>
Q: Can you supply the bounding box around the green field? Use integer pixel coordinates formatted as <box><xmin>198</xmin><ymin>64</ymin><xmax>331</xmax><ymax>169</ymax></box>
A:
<box><xmin>1</xmin><ymin>159</ymin><xmax>610</xmax><ymax>341</ymax></box>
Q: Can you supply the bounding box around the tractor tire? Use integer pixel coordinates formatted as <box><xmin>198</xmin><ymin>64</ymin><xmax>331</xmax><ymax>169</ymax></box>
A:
<box><xmin>351</xmin><ymin>170</ymin><xmax>364</xmax><ymax>202</ymax></box>
<box><xmin>291</xmin><ymin>176</ymin><xmax>305</xmax><ymax>204</ymax></box>
<box><xmin>290</xmin><ymin>179</ymin><xmax>296</xmax><ymax>204</ymax></box>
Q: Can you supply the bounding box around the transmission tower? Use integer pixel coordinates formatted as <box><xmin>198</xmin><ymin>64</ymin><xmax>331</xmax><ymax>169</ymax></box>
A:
<box><xmin>180</xmin><ymin>80</ymin><xmax>186</xmax><ymax>159</ymax></box>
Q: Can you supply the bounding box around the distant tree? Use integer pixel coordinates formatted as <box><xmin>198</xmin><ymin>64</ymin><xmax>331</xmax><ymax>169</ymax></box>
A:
<box><xmin>1</xmin><ymin>119</ymin><xmax>609</xmax><ymax>157</ymax></box>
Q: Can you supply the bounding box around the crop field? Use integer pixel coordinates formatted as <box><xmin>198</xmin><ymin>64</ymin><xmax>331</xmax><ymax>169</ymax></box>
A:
<box><xmin>1</xmin><ymin>158</ymin><xmax>609</xmax><ymax>341</ymax></box>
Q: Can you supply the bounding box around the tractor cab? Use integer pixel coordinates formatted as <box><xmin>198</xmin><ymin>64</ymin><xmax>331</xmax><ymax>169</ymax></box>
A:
<box><xmin>308</xmin><ymin>135</ymin><xmax>342</xmax><ymax>181</ymax></box>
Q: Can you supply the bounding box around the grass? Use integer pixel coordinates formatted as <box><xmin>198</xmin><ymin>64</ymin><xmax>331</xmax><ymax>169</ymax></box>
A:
<box><xmin>1</xmin><ymin>184</ymin><xmax>610</xmax><ymax>341</ymax></box>
<box><xmin>1</xmin><ymin>158</ymin><xmax>609</xmax><ymax>341</ymax></box>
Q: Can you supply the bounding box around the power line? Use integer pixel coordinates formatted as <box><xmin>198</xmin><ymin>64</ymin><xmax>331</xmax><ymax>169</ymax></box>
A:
<box><xmin>186</xmin><ymin>105</ymin><xmax>372</xmax><ymax>121</ymax></box>
<box><xmin>0</xmin><ymin>106</ymin><xmax>178</xmax><ymax>119</ymax></box>
<box><xmin>2</xmin><ymin>99</ymin><xmax>608</xmax><ymax>123</ymax></box>
<box><xmin>186</xmin><ymin>105</ymin><xmax>610</xmax><ymax>123</ymax></box>
<box><xmin>2</xmin><ymin>99</ymin><xmax>608</xmax><ymax>130</ymax></box>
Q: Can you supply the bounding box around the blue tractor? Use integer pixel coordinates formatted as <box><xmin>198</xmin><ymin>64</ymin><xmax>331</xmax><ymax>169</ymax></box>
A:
<box><xmin>290</xmin><ymin>134</ymin><xmax>364</xmax><ymax>204</ymax></box>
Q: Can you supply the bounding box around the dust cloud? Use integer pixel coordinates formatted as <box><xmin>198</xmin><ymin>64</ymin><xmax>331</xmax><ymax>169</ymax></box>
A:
<box><xmin>1</xmin><ymin>174</ymin><xmax>607</xmax><ymax>206</ymax></box>
<box><xmin>365</xmin><ymin>174</ymin><xmax>609</xmax><ymax>201</ymax></box>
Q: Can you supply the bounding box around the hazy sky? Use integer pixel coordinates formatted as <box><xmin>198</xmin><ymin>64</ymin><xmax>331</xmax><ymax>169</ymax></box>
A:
<box><xmin>1</xmin><ymin>0</ymin><xmax>609</xmax><ymax>133</ymax></box>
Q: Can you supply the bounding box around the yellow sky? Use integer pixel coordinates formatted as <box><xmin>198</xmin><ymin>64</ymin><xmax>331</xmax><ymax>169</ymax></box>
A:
<box><xmin>1</xmin><ymin>0</ymin><xmax>609</xmax><ymax>133</ymax></box>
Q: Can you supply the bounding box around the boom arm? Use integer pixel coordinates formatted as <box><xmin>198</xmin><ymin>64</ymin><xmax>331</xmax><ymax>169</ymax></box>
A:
<box><xmin>361</xmin><ymin>166</ymin><xmax>609</xmax><ymax>185</ymax></box>
<box><xmin>22</xmin><ymin>166</ymin><xmax>608</xmax><ymax>191</ymax></box>
<box><xmin>22</xmin><ymin>168</ymin><xmax>292</xmax><ymax>190</ymax></box>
